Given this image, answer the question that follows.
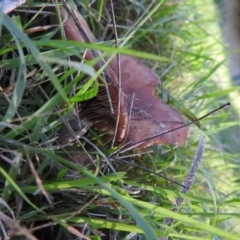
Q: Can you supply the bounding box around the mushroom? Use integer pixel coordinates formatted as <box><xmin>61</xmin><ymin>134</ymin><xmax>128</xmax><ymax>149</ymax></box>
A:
<box><xmin>59</xmin><ymin>5</ymin><xmax>128</xmax><ymax>143</ymax></box>
<box><xmin>57</xmin><ymin>4</ymin><xmax>188</xmax><ymax>150</ymax></box>
<box><xmin>109</xmin><ymin>55</ymin><xmax>188</xmax><ymax>149</ymax></box>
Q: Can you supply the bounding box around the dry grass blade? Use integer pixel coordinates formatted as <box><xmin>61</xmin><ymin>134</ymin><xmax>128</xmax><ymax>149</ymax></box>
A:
<box><xmin>0</xmin><ymin>212</ymin><xmax>38</xmax><ymax>240</ymax></box>
<box><xmin>25</xmin><ymin>152</ymin><xmax>53</xmax><ymax>204</ymax></box>
<box><xmin>160</xmin><ymin>134</ymin><xmax>205</xmax><ymax>239</ymax></box>
<box><xmin>109</xmin><ymin>0</ymin><xmax>123</xmax><ymax>147</ymax></box>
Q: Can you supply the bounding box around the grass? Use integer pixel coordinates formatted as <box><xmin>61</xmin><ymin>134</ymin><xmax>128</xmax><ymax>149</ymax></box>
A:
<box><xmin>0</xmin><ymin>0</ymin><xmax>240</xmax><ymax>239</ymax></box>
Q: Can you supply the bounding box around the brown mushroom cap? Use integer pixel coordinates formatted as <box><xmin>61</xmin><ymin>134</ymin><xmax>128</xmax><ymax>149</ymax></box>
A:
<box><xmin>109</xmin><ymin>55</ymin><xmax>188</xmax><ymax>149</ymax></box>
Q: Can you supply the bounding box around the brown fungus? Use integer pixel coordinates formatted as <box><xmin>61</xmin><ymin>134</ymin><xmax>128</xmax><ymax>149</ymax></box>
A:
<box><xmin>58</xmin><ymin>4</ymin><xmax>188</xmax><ymax>150</ymax></box>
<box><xmin>109</xmin><ymin>55</ymin><xmax>188</xmax><ymax>149</ymax></box>
<box><xmin>59</xmin><ymin>6</ymin><xmax>128</xmax><ymax>143</ymax></box>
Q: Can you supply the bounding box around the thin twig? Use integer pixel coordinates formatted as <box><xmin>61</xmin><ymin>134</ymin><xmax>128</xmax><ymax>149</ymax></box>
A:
<box><xmin>110</xmin><ymin>0</ymin><xmax>122</xmax><ymax>147</ymax></box>
<box><xmin>121</xmin><ymin>102</ymin><xmax>230</xmax><ymax>152</ymax></box>
<box><xmin>114</xmin><ymin>157</ymin><xmax>186</xmax><ymax>188</ymax></box>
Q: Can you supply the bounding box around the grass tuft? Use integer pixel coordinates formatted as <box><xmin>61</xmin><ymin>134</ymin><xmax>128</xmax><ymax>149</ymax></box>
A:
<box><xmin>0</xmin><ymin>0</ymin><xmax>240</xmax><ymax>239</ymax></box>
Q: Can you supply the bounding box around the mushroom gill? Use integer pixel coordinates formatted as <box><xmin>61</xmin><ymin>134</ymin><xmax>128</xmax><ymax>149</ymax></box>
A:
<box><xmin>59</xmin><ymin>5</ymin><xmax>128</xmax><ymax>143</ymax></box>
